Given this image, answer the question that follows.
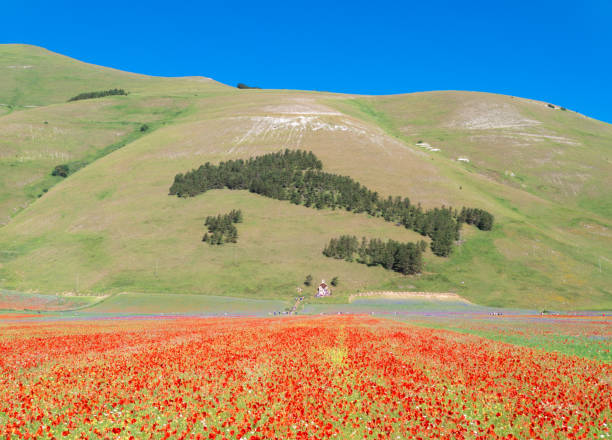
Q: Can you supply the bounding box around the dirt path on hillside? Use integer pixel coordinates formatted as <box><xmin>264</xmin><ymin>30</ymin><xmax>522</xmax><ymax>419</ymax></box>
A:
<box><xmin>349</xmin><ymin>291</ymin><xmax>472</xmax><ymax>303</ymax></box>
<box><xmin>290</xmin><ymin>296</ymin><xmax>304</xmax><ymax>315</ymax></box>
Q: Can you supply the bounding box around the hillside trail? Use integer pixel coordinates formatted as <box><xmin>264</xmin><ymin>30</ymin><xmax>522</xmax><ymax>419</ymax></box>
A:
<box><xmin>349</xmin><ymin>291</ymin><xmax>472</xmax><ymax>303</ymax></box>
<box><xmin>290</xmin><ymin>296</ymin><xmax>304</xmax><ymax>315</ymax></box>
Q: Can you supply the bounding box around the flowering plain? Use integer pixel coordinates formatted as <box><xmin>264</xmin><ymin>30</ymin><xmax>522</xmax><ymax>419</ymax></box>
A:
<box><xmin>1</xmin><ymin>315</ymin><xmax>610</xmax><ymax>439</ymax></box>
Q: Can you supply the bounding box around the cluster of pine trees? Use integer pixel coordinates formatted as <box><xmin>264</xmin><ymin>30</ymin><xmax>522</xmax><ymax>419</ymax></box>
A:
<box><xmin>202</xmin><ymin>210</ymin><xmax>243</xmax><ymax>245</ymax></box>
<box><xmin>170</xmin><ymin>149</ymin><xmax>494</xmax><ymax>256</ymax></box>
<box><xmin>457</xmin><ymin>208</ymin><xmax>494</xmax><ymax>231</ymax></box>
<box><xmin>68</xmin><ymin>88</ymin><xmax>128</xmax><ymax>102</ymax></box>
<box><xmin>323</xmin><ymin>235</ymin><xmax>426</xmax><ymax>275</ymax></box>
<box><xmin>170</xmin><ymin>149</ymin><xmax>322</xmax><ymax>197</ymax></box>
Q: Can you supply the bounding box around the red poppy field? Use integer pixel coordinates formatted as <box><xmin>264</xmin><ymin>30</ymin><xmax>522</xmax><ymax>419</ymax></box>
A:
<box><xmin>1</xmin><ymin>315</ymin><xmax>610</xmax><ymax>439</ymax></box>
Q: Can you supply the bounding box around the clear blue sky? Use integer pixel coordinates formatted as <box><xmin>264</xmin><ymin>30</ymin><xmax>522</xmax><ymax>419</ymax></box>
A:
<box><xmin>3</xmin><ymin>0</ymin><xmax>611</xmax><ymax>122</ymax></box>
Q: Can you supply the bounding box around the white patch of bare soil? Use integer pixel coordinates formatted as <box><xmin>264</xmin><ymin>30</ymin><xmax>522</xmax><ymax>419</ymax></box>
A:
<box><xmin>231</xmin><ymin>115</ymin><xmax>373</xmax><ymax>146</ymax></box>
<box><xmin>513</xmin><ymin>132</ymin><xmax>580</xmax><ymax>146</ymax></box>
<box><xmin>469</xmin><ymin>132</ymin><xmax>581</xmax><ymax>147</ymax></box>
<box><xmin>349</xmin><ymin>291</ymin><xmax>472</xmax><ymax>303</ymax></box>
<box><xmin>232</xmin><ymin>115</ymin><xmax>362</xmax><ymax>146</ymax></box>
<box><xmin>448</xmin><ymin>101</ymin><xmax>541</xmax><ymax>130</ymax></box>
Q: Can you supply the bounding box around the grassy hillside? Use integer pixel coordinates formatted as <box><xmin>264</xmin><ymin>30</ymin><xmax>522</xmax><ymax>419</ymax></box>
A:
<box><xmin>332</xmin><ymin>93</ymin><xmax>612</xmax><ymax>309</ymax></box>
<box><xmin>0</xmin><ymin>45</ymin><xmax>610</xmax><ymax>310</ymax></box>
<box><xmin>337</xmin><ymin>92</ymin><xmax>612</xmax><ymax>216</ymax></box>
<box><xmin>0</xmin><ymin>44</ymin><xmax>230</xmax><ymax>109</ymax></box>
<box><xmin>0</xmin><ymin>44</ymin><xmax>232</xmax><ymax>223</ymax></box>
<box><xmin>0</xmin><ymin>95</ymin><xmax>192</xmax><ymax>224</ymax></box>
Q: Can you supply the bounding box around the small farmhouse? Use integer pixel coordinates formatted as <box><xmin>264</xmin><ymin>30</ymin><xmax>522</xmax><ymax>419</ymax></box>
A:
<box><xmin>316</xmin><ymin>280</ymin><xmax>331</xmax><ymax>297</ymax></box>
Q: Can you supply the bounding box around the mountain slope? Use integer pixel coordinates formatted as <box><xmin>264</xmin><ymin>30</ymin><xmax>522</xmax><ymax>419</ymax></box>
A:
<box><xmin>339</xmin><ymin>92</ymin><xmax>612</xmax><ymax>216</ymax></box>
<box><xmin>0</xmin><ymin>44</ymin><xmax>230</xmax><ymax>109</ymax></box>
<box><xmin>0</xmin><ymin>45</ymin><xmax>610</xmax><ymax>310</ymax></box>
<box><xmin>0</xmin><ymin>44</ymin><xmax>233</xmax><ymax>223</ymax></box>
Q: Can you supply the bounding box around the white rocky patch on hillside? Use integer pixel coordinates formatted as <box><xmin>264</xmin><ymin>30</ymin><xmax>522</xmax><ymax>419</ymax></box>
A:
<box><xmin>469</xmin><ymin>131</ymin><xmax>581</xmax><ymax>148</ymax></box>
<box><xmin>448</xmin><ymin>101</ymin><xmax>541</xmax><ymax>130</ymax></box>
<box><xmin>232</xmin><ymin>115</ymin><xmax>364</xmax><ymax>146</ymax></box>
<box><xmin>514</xmin><ymin>132</ymin><xmax>580</xmax><ymax>146</ymax></box>
<box><xmin>231</xmin><ymin>114</ymin><xmax>375</xmax><ymax>146</ymax></box>
<box><xmin>227</xmin><ymin>108</ymin><xmax>426</xmax><ymax>158</ymax></box>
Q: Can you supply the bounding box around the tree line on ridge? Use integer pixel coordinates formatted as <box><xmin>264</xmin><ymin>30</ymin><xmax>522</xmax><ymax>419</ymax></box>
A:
<box><xmin>68</xmin><ymin>88</ymin><xmax>128</xmax><ymax>102</ymax></box>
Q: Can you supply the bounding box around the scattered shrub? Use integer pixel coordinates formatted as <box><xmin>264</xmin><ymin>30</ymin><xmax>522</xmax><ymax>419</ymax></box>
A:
<box><xmin>140</xmin><ymin>124</ymin><xmax>150</xmax><ymax>132</ymax></box>
<box><xmin>51</xmin><ymin>164</ymin><xmax>70</xmax><ymax>178</ymax></box>
<box><xmin>304</xmin><ymin>274</ymin><xmax>313</xmax><ymax>286</ymax></box>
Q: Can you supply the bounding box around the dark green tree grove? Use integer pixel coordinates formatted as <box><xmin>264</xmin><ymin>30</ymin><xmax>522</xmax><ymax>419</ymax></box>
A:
<box><xmin>171</xmin><ymin>150</ymin><xmax>494</xmax><ymax>256</ymax></box>
<box><xmin>68</xmin><ymin>89</ymin><xmax>128</xmax><ymax>102</ymax></box>
<box><xmin>323</xmin><ymin>235</ymin><xmax>425</xmax><ymax>275</ymax></box>
<box><xmin>457</xmin><ymin>207</ymin><xmax>494</xmax><ymax>231</ymax></box>
<box><xmin>202</xmin><ymin>210</ymin><xmax>243</xmax><ymax>245</ymax></box>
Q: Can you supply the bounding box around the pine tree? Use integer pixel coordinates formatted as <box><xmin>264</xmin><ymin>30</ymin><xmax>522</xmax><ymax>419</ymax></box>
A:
<box><xmin>290</xmin><ymin>190</ymin><xmax>301</xmax><ymax>205</ymax></box>
<box><xmin>394</xmin><ymin>245</ymin><xmax>411</xmax><ymax>274</ymax></box>
<box><xmin>227</xmin><ymin>226</ymin><xmax>238</xmax><ymax>243</ymax></box>
<box><xmin>382</xmin><ymin>245</ymin><xmax>395</xmax><ymax>270</ymax></box>
<box><xmin>358</xmin><ymin>237</ymin><xmax>368</xmax><ymax>263</ymax></box>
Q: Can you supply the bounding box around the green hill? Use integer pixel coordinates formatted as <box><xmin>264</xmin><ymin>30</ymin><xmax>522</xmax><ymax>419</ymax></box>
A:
<box><xmin>0</xmin><ymin>44</ymin><xmax>230</xmax><ymax>108</ymax></box>
<box><xmin>0</xmin><ymin>44</ymin><xmax>610</xmax><ymax>310</ymax></box>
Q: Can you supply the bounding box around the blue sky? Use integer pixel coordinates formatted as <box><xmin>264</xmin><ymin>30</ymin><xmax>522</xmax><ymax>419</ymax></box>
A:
<box><xmin>3</xmin><ymin>1</ymin><xmax>611</xmax><ymax>122</ymax></box>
